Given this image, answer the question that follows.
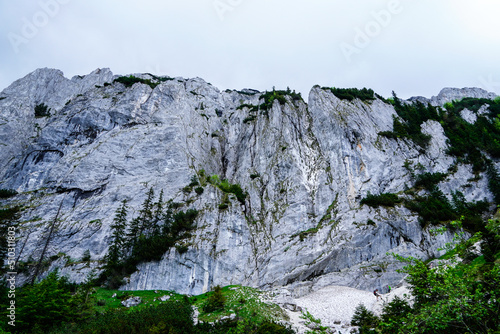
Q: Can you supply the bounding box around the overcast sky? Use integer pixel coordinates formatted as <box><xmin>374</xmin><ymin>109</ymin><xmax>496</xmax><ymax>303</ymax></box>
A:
<box><xmin>1</xmin><ymin>0</ymin><xmax>499</xmax><ymax>99</ymax></box>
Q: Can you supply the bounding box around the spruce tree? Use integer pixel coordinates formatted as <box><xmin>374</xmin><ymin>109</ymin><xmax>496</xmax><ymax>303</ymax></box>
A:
<box><xmin>125</xmin><ymin>188</ymin><xmax>155</xmax><ymax>251</ymax></box>
<box><xmin>151</xmin><ymin>189</ymin><xmax>164</xmax><ymax>235</ymax></box>
<box><xmin>106</xmin><ymin>200</ymin><xmax>128</xmax><ymax>268</ymax></box>
<box><xmin>137</xmin><ymin>187</ymin><xmax>155</xmax><ymax>237</ymax></box>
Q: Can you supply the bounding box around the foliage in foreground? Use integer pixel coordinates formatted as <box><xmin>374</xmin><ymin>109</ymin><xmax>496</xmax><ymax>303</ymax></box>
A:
<box><xmin>50</xmin><ymin>300</ymin><xmax>194</xmax><ymax>334</ymax></box>
<box><xmin>351</xmin><ymin>218</ymin><xmax>500</xmax><ymax>334</ymax></box>
<box><xmin>0</xmin><ymin>272</ymin><xmax>295</xmax><ymax>334</ymax></box>
<box><xmin>0</xmin><ymin>271</ymin><xmax>95</xmax><ymax>333</ymax></box>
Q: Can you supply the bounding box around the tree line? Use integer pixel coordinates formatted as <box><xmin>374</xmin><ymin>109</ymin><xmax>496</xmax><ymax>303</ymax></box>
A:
<box><xmin>100</xmin><ymin>188</ymin><xmax>199</xmax><ymax>288</ymax></box>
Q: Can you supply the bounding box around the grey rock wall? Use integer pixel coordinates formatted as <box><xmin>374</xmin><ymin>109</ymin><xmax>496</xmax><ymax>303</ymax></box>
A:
<box><xmin>0</xmin><ymin>68</ymin><xmax>496</xmax><ymax>295</ymax></box>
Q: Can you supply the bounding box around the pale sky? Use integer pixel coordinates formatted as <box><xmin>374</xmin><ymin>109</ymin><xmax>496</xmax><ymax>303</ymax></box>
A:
<box><xmin>1</xmin><ymin>0</ymin><xmax>499</xmax><ymax>99</ymax></box>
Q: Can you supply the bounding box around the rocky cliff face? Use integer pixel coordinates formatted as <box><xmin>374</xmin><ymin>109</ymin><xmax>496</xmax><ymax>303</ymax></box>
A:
<box><xmin>0</xmin><ymin>68</ymin><xmax>496</xmax><ymax>295</ymax></box>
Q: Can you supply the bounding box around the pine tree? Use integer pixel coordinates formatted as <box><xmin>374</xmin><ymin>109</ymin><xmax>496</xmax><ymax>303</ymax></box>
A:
<box><xmin>126</xmin><ymin>217</ymin><xmax>141</xmax><ymax>252</ymax></box>
<box><xmin>126</xmin><ymin>188</ymin><xmax>155</xmax><ymax>251</ymax></box>
<box><xmin>150</xmin><ymin>189</ymin><xmax>164</xmax><ymax>235</ymax></box>
<box><xmin>138</xmin><ymin>187</ymin><xmax>155</xmax><ymax>236</ymax></box>
<box><xmin>351</xmin><ymin>304</ymin><xmax>379</xmax><ymax>333</ymax></box>
<box><xmin>106</xmin><ymin>200</ymin><xmax>128</xmax><ymax>267</ymax></box>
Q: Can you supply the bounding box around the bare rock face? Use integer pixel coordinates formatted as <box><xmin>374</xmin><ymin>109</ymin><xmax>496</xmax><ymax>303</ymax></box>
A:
<box><xmin>0</xmin><ymin>68</ymin><xmax>497</xmax><ymax>295</ymax></box>
<box><xmin>409</xmin><ymin>87</ymin><xmax>496</xmax><ymax>106</ymax></box>
<box><xmin>121</xmin><ymin>296</ymin><xmax>142</xmax><ymax>307</ymax></box>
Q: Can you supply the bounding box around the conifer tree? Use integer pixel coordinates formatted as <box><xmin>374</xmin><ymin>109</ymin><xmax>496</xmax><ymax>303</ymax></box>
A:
<box><xmin>106</xmin><ymin>200</ymin><xmax>128</xmax><ymax>267</ymax></box>
<box><xmin>125</xmin><ymin>216</ymin><xmax>141</xmax><ymax>252</ymax></box>
<box><xmin>151</xmin><ymin>189</ymin><xmax>164</xmax><ymax>235</ymax></box>
<box><xmin>126</xmin><ymin>188</ymin><xmax>155</xmax><ymax>250</ymax></box>
<box><xmin>138</xmin><ymin>187</ymin><xmax>155</xmax><ymax>236</ymax></box>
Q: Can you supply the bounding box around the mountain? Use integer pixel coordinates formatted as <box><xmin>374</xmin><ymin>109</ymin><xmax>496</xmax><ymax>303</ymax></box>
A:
<box><xmin>0</xmin><ymin>68</ymin><xmax>497</xmax><ymax>296</ymax></box>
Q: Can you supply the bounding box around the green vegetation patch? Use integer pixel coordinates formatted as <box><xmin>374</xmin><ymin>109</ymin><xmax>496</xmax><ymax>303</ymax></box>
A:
<box><xmin>360</xmin><ymin>192</ymin><xmax>402</xmax><ymax>208</ymax></box>
<box><xmin>52</xmin><ymin>299</ymin><xmax>195</xmax><ymax>334</ymax></box>
<box><xmin>114</xmin><ymin>75</ymin><xmax>159</xmax><ymax>89</ymax></box>
<box><xmin>326</xmin><ymin>87</ymin><xmax>376</xmax><ymax>103</ymax></box>
<box><xmin>0</xmin><ymin>189</ymin><xmax>17</xmax><ymax>199</ymax></box>
<box><xmin>378</xmin><ymin>95</ymin><xmax>439</xmax><ymax>149</ymax></box>
<box><xmin>34</xmin><ymin>103</ymin><xmax>51</xmax><ymax>117</ymax></box>
<box><xmin>92</xmin><ymin>288</ymin><xmax>184</xmax><ymax>313</ymax></box>
<box><xmin>236</xmin><ymin>103</ymin><xmax>259</xmax><ymax>112</ymax></box>
<box><xmin>441</xmin><ymin>98</ymin><xmax>500</xmax><ymax>173</ymax></box>
<box><xmin>259</xmin><ymin>88</ymin><xmax>303</xmax><ymax>111</ymax></box>
<box><xmin>351</xmin><ymin>219</ymin><xmax>500</xmax><ymax>334</ymax></box>
<box><xmin>208</xmin><ymin>175</ymin><xmax>248</xmax><ymax>205</ymax></box>
<box><xmin>243</xmin><ymin>115</ymin><xmax>257</xmax><ymax>123</ymax></box>
<box><xmin>0</xmin><ymin>206</ymin><xmax>20</xmax><ymax>222</ymax></box>
<box><xmin>414</xmin><ymin>172</ymin><xmax>448</xmax><ymax>190</ymax></box>
<box><xmin>192</xmin><ymin>285</ymin><xmax>289</xmax><ymax>327</ymax></box>
<box><xmin>99</xmin><ymin>189</ymin><xmax>199</xmax><ymax>288</ymax></box>
<box><xmin>33</xmin><ymin>284</ymin><xmax>294</xmax><ymax>334</ymax></box>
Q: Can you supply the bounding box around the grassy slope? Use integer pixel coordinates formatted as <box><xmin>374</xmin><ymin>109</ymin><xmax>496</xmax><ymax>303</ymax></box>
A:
<box><xmin>93</xmin><ymin>285</ymin><xmax>289</xmax><ymax>325</ymax></box>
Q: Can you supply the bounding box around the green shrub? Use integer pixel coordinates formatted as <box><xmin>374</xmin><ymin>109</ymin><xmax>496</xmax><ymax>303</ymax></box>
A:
<box><xmin>404</xmin><ymin>188</ymin><xmax>456</xmax><ymax>227</ymax></box>
<box><xmin>451</xmin><ymin>191</ymin><xmax>489</xmax><ymax>232</ymax></box>
<box><xmin>13</xmin><ymin>271</ymin><xmax>93</xmax><ymax>333</ymax></box>
<box><xmin>195</xmin><ymin>319</ymin><xmax>294</xmax><ymax>334</ymax></box>
<box><xmin>236</xmin><ymin>103</ymin><xmax>259</xmax><ymax>112</ymax></box>
<box><xmin>360</xmin><ymin>192</ymin><xmax>401</xmax><ymax>207</ymax></box>
<box><xmin>218</xmin><ymin>203</ymin><xmax>229</xmax><ymax>210</ymax></box>
<box><xmin>189</xmin><ymin>176</ymin><xmax>199</xmax><ymax>187</ymax></box>
<box><xmin>81</xmin><ymin>249</ymin><xmax>91</xmax><ymax>262</ymax></box>
<box><xmin>243</xmin><ymin>115</ymin><xmax>257</xmax><ymax>123</ymax></box>
<box><xmin>486</xmin><ymin>162</ymin><xmax>500</xmax><ymax>204</ymax></box>
<box><xmin>114</xmin><ymin>75</ymin><xmax>159</xmax><ymax>89</ymax></box>
<box><xmin>259</xmin><ymin>88</ymin><xmax>302</xmax><ymax>111</ymax></box>
<box><xmin>377</xmin><ymin>130</ymin><xmax>398</xmax><ymax>139</ymax></box>
<box><xmin>440</xmin><ymin>97</ymin><xmax>500</xmax><ymax>171</ymax></box>
<box><xmin>34</xmin><ymin>103</ymin><xmax>50</xmax><ymax>117</ymax></box>
<box><xmin>0</xmin><ymin>206</ymin><xmax>20</xmax><ymax>221</ymax></box>
<box><xmin>195</xmin><ymin>187</ymin><xmax>204</xmax><ymax>195</ymax></box>
<box><xmin>388</xmin><ymin>246</ymin><xmax>500</xmax><ymax>334</ymax></box>
<box><xmin>379</xmin><ymin>94</ymin><xmax>439</xmax><ymax>149</ymax></box>
<box><xmin>176</xmin><ymin>245</ymin><xmax>189</xmax><ymax>254</ymax></box>
<box><xmin>255</xmin><ymin>321</ymin><xmax>295</xmax><ymax>334</ymax></box>
<box><xmin>414</xmin><ymin>172</ymin><xmax>448</xmax><ymax>190</ymax></box>
<box><xmin>327</xmin><ymin>87</ymin><xmax>376</xmax><ymax>103</ymax></box>
<box><xmin>211</xmin><ymin>177</ymin><xmax>247</xmax><ymax>204</ymax></box>
<box><xmin>51</xmin><ymin>300</ymin><xmax>194</xmax><ymax>334</ymax></box>
<box><xmin>0</xmin><ymin>189</ymin><xmax>17</xmax><ymax>198</ymax></box>
<box><xmin>202</xmin><ymin>285</ymin><xmax>226</xmax><ymax>313</ymax></box>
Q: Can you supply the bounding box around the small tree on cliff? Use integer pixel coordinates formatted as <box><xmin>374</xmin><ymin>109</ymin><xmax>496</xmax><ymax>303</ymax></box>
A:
<box><xmin>106</xmin><ymin>200</ymin><xmax>128</xmax><ymax>268</ymax></box>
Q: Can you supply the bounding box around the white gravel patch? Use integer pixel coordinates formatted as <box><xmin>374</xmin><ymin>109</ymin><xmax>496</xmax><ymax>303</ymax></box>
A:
<box><xmin>280</xmin><ymin>285</ymin><xmax>410</xmax><ymax>333</ymax></box>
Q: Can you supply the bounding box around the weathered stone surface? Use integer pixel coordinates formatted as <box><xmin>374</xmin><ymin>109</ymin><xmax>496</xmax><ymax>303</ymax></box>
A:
<box><xmin>408</xmin><ymin>87</ymin><xmax>496</xmax><ymax>106</ymax></box>
<box><xmin>0</xmin><ymin>68</ymin><xmax>497</xmax><ymax>295</ymax></box>
<box><xmin>121</xmin><ymin>296</ymin><xmax>142</xmax><ymax>307</ymax></box>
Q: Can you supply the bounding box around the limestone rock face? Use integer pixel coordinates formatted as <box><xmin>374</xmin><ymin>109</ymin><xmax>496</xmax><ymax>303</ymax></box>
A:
<box><xmin>408</xmin><ymin>87</ymin><xmax>496</xmax><ymax>106</ymax></box>
<box><xmin>0</xmin><ymin>69</ymin><xmax>497</xmax><ymax>295</ymax></box>
<box><xmin>121</xmin><ymin>296</ymin><xmax>142</xmax><ymax>307</ymax></box>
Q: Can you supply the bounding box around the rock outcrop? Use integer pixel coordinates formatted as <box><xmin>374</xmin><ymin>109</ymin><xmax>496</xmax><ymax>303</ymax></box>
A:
<box><xmin>0</xmin><ymin>68</ymin><xmax>497</xmax><ymax>295</ymax></box>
